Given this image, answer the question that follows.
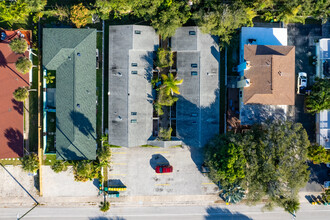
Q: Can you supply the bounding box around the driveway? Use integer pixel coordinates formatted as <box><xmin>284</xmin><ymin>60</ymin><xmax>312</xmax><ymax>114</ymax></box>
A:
<box><xmin>109</xmin><ymin>146</ymin><xmax>219</xmax><ymax>197</ymax></box>
<box><xmin>287</xmin><ymin>23</ymin><xmax>322</xmax><ymax>141</ymax></box>
<box><xmin>0</xmin><ymin>165</ymin><xmax>38</xmax><ymax>201</ymax></box>
<box><xmin>301</xmin><ymin>162</ymin><xmax>329</xmax><ymax>192</ymax></box>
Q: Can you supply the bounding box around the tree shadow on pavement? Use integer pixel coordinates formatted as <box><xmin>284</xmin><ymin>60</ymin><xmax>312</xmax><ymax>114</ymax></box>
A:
<box><xmin>204</xmin><ymin>206</ymin><xmax>253</xmax><ymax>220</ymax></box>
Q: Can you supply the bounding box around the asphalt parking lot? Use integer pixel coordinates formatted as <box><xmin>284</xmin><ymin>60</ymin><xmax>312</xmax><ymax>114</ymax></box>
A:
<box><xmin>287</xmin><ymin>23</ymin><xmax>322</xmax><ymax>140</ymax></box>
<box><xmin>109</xmin><ymin>146</ymin><xmax>219</xmax><ymax>197</ymax></box>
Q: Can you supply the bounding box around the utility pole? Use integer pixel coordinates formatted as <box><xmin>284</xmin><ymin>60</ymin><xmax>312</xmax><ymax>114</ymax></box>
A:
<box><xmin>37</xmin><ymin>19</ymin><xmax>43</xmax><ymax>197</ymax></box>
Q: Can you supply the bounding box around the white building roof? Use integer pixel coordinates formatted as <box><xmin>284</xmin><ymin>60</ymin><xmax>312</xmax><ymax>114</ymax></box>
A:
<box><xmin>317</xmin><ymin>110</ymin><xmax>330</xmax><ymax>149</ymax></box>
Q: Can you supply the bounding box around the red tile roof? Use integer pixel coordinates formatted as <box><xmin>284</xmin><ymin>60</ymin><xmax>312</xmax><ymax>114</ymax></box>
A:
<box><xmin>0</xmin><ymin>30</ymin><xmax>30</xmax><ymax>159</ymax></box>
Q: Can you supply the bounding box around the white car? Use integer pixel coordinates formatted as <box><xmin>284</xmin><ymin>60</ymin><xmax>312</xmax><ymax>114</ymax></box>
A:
<box><xmin>297</xmin><ymin>72</ymin><xmax>307</xmax><ymax>94</ymax></box>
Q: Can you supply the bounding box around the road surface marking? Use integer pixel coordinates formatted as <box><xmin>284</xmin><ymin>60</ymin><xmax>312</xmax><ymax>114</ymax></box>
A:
<box><xmin>202</xmin><ymin>182</ymin><xmax>214</xmax><ymax>185</ymax></box>
<box><xmin>111</xmin><ymin>163</ymin><xmax>127</xmax><ymax>165</ymax></box>
<box><xmin>155</xmin><ymin>183</ymin><xmax>170</xmax><ymax>186</ymax></box>
<box><xmin>154</xmin><ymin>151</ymin><xmax>169</xmax><ymax>154</ymax></box>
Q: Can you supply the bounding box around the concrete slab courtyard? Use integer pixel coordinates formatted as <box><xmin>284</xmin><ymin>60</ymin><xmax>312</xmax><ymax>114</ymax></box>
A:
<box><xmin>0</xmin><ymin>165</ymin><xmax>38</xmax><ymax>199</ymax></box>
<box><xmin>42</xmin><ymin>166</ymin><xmax>98</xmax><ymax>197</ymax></box>
<box><xmin>109</xmin><ymin>146</ymin><xmax>219</xmax><ymax>197</ymax></box>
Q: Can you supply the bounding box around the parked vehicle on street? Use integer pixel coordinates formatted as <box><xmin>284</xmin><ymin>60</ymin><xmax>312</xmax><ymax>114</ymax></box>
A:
<box><xmin>156</xmin><ymin>165</ymin><xmax>173</xmax><ymax>173</ymax></box>
<box><xmin>297</xmin><ymin>72</ymin><xmax>307</xmax><ymax>94</ymax></box>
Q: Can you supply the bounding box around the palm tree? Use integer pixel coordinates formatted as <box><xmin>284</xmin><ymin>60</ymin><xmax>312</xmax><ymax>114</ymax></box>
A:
<box><xmin>13</xmin><ymin>87</ymin><xmax>29</xmax><ymax>102</ymax></box>
<box><xmin>9</xmin><ymin>38</ymin><xmax>28</xmax><ymax>54</ymax></box>
<box><xmin>45</xmin><ymin>72</ymin><xmax>55</xmax><ymax>84</ymax></box>
<box><xmin>220</xmin><ymin>184</ymin><xmax>245</xmax><ymax>204</ymax></box>
<box><xmin>51</xmin><ymin>160</ymin><xmax>68</xmax><ymax>173</ymax></box>
<box><xmin>161</xmin><ymin>73</ymin><xmax>183</xmax><ymax>95</ymax></box>
<box><xmin>21</xmin><ymin>153</ymin><xmax>39</xmax><ymax>173</ymax></box>
<box><xmin>97</xmin><ymin>145</ymin><xmax>111</xmax><ymax>164</ymax></box>
<box><xmin>15</xmin><ymin>57</ymin><xmax>32</xmax><ymax>74</ymax></box>
<box><xmin>99</xmin><ymin>201</ymin><xmax>110</xmax><ymax>212</ymax></box>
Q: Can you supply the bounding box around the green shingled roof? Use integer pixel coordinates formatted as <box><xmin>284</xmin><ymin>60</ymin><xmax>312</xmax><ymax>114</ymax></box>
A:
<box><xmin>43</xmin><ymin>28</ymin><xmax>97</xmax><ymax>160</ymax></box>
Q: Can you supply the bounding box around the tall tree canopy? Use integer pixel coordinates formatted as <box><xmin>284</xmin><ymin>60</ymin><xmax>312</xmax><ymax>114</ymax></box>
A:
<box><xmin>70</xmin><ymin>3</ymin><xmax>91</xmax><ymax>28</ymax></box>
<box><xmin>205</xmin><ymin>121</ymin><xmax>310</xmax><ymax>212</ymax></box>
<box><xmin>132</xmin><ymin>0</ymin><xmax>191</xmax><ymax>38</ymax></box>
<box><xmin>193</xmin><ymin>2</ymin><xmax>256</xmax><ymax>45</ymax></box>
<box><xmin>94</xmin><ymin>0</ymin><xmax>132</xmax><ymax>19</ymax></box>
<box><xmin>305</xmin><ymin>78</ymin><xmax>330</xmax><ymax>114</ymax></box>
<box><xmin>0</xmin><ymin>0</ymin><xmax>31</xmax><ymax>25</ymax></box>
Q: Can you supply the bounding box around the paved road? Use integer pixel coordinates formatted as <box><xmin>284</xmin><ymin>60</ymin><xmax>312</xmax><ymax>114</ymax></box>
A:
<box><xmin>1</xmin><ymin>204</ymin><xmax>330</xmax><ymax>220</ymax></box>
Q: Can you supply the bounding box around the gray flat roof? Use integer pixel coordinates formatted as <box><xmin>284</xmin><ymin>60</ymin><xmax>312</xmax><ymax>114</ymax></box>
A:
<box><xmin>173</xmin><ymin>27</ymin><xmax>220</xmax><ymax>147</ymax></box>
<box><xmin>43</xmin><ymin>28</ymin><xmax>97</xmax><ymax>160</ymax></box>
<box><xmin>108</xmin><ymin>25</ymin><xmax>158</xmax><ymax>147</ymax></box>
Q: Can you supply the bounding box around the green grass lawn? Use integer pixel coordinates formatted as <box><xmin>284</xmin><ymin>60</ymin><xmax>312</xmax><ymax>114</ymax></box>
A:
<box><xmin>0</xmin><ymin>158</ymin><xmax>22</xmax><ymax>166</ymax></box>
<box><xmin>28</xmin><ymin>53</ymin><xmax>39</xmax><ymax>152</ymax></box>
<box><xmin>43</xmin><ymin>154</ymin><xmax>56</xmax><ymax>166</ymax></box>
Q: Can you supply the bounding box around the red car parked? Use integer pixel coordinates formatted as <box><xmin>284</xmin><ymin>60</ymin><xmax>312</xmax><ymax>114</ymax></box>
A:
<box><xmin>155</xmin><ymin>165</ymin><xmax>173</xmax><ymax>173</ymax></box>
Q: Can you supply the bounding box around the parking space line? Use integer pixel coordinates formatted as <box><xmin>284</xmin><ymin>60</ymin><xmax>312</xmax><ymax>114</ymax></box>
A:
<box><xmin>112</xmin><ymin>152</ymin><xmax>127</xmax><ymax>154</ymax></box>
<box><xmin>155</xmin><ymin>183</ymin><xmax>170</xmax><ymax>186</ymax></box>
<box><xmin>154</xmin><ymin>151</ymin><xmax>169</xmax><ymax>154</ymax></box>
<box><xmin>111</xmin><ymin>163</ymin><xmax>127</xmax><ymax>165</ymax></box>
<box><xmin>202</xmin><ymin>182</ymin><xmax>215</xmax><ymax>185</ymax></box>
<box><xmin>109</xmin><ymin>174</ymin><xmax>126</xmax><ymax>176</ymax></box>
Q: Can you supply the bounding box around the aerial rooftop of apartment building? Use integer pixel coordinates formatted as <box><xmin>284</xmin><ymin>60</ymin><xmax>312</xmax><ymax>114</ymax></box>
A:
<box><xmin>108</xmin><ymin>25</ymin><xmax>220</xmax><ymax>148</ymax></box>
<box><xmin>43</xmin><ymin>28</ymin><xmax>97</xmax><ymax>160</ymax></box>
<box><xmin>238</xmin><ymin>27</ymin><xmax>295</xmax><ymax>125</ymax></box>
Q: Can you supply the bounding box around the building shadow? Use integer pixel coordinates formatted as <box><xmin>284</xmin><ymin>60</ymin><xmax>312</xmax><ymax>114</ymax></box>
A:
<box><xmin>204</xmin><ymin>206</ymin><xmax>252</xmax><ymax>220</ymax></box>
<box><xmin>307</xmin><ymin>161</ymin><xmax>328</xmax><ymax>185</ymax></box>
<box><xmin>240</xmin><ymin>104</ymin><xmax>287</xmax><ymax>125</ymax></box>
<box><xmin>12</xmin><ymin>98</ymin><xmax>23</xmax><ymax>115</ymax></box>
<box><xmin>70</xmin><ymin>110</ymin><xmax>96</xmax><ymax>140</ymax></box>
<box><xmin>149</xmin><ymin>154</ymin><xmax>169</xmax><ymax>170</ymax></box>
<box><xmin>4</xmin><ymin>128</ymin><xmax>24</xmax><ymax>157</ymax></box>
<box><xmin>109</xmin><ymin>179</ymin><xmax>126</xmax><ymax>187</ymax></box>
